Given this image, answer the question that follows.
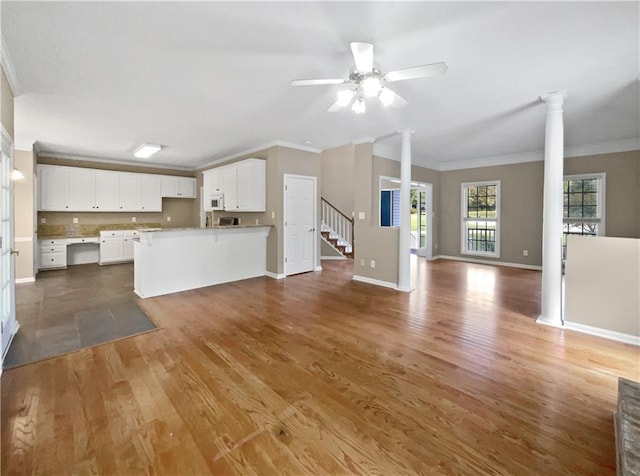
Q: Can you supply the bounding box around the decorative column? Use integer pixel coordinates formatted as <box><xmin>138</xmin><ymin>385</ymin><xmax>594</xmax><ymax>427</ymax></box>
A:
<box><xmin>538</xmin><ymin>91</ymin><xmax>567</xmax><ymax>327</ymax></box>
<box><xmin>397</xmin><ymin>129</ymin><xmax>414</xmax><ymax>292</ymax></box>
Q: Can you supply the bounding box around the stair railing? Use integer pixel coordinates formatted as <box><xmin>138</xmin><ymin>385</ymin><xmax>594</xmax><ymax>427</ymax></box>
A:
<box><xmin>321</xmin><ymin>197</ymin><xmax>354</xmax><ymax>255</ymax></box>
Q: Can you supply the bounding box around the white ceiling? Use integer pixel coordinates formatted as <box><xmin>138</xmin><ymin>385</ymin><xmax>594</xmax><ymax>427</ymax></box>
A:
<box><xmin>2</xmin><ymin>2</ymin><xmax>639</xmax><ymax>170</ymax></box>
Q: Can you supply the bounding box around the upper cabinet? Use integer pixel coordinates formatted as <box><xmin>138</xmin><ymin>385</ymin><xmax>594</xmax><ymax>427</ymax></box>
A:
<box><xmin>161</xmin><ymin>175</ymin><xmax>196</xmax><ymax>198</ymax></box>
<box><xmin>39</xmin><ymin>165</ymin><xmax>71</xmax><ymax>210</ymax></box>
<box><xmin>202</xmin><ymin>158</ymin><xmax>266</xmax><ymax>212</ymax></box>
<box><xmin>38</xmin><ymin>165</ymin><xmax>192</xmax><ymax>212</ymax></box>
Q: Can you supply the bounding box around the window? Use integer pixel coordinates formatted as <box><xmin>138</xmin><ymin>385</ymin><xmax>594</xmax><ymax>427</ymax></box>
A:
<box><xmin>461</xmin><ymin>181</ymin><xmax>500</xmax><ymax>257</ymax></box>
<box><xmin>380</xmin><ymin>189</ymin><xmax>401</xmax><ymax>227</ymax></box>
<box><xmin>563</xmin><ymin>173</ymin><xmax>605</xmax><ymax>257</ymax></box>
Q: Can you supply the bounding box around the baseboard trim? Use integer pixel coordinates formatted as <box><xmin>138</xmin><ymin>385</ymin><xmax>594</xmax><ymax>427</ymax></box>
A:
<box><xmin>563</xmin><ymin>321</ymin><xmax>640</xmax><ymax>346</ymax></box>
<box><xmin>321</xmin><ymin>256</ymin><xmax>347</xmax><ymax>261</ymax></box>
<box><xmin>536</xmin><ymin>315</ymin><xmax>564</xmax><ymax>328</ymax></box>
<box><xmin>314</xmin><ymin>265</ymin><xmax>323</xmax><ymax>272</ymax></box>
<box><xmin>15</xmin><ymin>277</ymin><xmax>35</xmax><ymax>284</ymax></box>
<box><xmin>436</xmin><ymin>255</ymin><xmax>542</xmax><ymax>271</ymax></box>
<box><xmin>265</xmin><ymin>271</ymin><xmax>285</xmax><ymax>280</ymax></box>
<box><xmin>352</xmin><ymin>275</ymin><xmax>398</xmax><ymax>290</ymax></box>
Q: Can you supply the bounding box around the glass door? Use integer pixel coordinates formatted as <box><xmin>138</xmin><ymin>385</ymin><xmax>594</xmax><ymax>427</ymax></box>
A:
<box><xmin>1</xmin><ymin>128</ymin><xmax>16</xmax><ymax>357</ymax></box>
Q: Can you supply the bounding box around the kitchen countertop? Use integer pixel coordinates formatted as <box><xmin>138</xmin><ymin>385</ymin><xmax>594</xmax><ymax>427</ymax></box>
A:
<box><xmin>38</xmin><ymin>223</ymin><xmax>162</xmax><ymax>240</ymax></box>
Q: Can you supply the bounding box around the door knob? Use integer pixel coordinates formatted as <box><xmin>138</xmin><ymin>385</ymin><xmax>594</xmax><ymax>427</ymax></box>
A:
<box><xmin>309</xmin><ymin>227</ymin><xmax>315</xmax><ymax>232</ymax></box>
<box><xmin>10</xmin><ymin>249</ymin><xmax>19</xmax><ymax>256</ymax></box>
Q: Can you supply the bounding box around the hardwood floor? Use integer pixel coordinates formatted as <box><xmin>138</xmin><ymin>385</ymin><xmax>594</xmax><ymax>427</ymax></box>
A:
<box><xmin>2</xmin><ymin>258</ymin><xmax>638</xmax><ymax>475</ymax></box>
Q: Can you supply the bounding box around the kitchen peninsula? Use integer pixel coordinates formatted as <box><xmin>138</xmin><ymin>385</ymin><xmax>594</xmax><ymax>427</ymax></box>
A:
<box><xmin>133</xmin><ymin>225</ymin><xmax>272</xmax><ymax>298</ymax></box>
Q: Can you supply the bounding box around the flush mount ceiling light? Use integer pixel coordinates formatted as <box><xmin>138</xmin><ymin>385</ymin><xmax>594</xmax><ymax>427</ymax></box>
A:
<box><xmin>134</xmin><ymin>143</ymin><xmax>162</xmax><ymax>159</ymax></box>
<box><xmin>291</xmin><ymin>41</ymin><xmax>447</xmax><ymax>113</ymax></box>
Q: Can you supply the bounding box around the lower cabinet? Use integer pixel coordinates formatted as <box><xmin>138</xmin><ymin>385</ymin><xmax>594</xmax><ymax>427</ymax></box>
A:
<box><xmin>99</xmin><ymin>230</ymin><xmax>139</xmax><ymax>265</ymax></box>
<box><xmin>39</xmin><ymin>239</ymin><xmax>68</xmax><ymax>269</ymax></box>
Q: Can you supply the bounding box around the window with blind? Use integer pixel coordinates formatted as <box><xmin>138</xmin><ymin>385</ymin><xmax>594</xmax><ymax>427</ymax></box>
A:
<box><xmin>461</xmin><ymin>181</ymin><xmax>500</xmax><ymax>257</ymax></box>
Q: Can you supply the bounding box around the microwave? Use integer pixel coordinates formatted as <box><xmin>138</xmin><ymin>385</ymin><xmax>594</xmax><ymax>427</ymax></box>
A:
<box><xmin>208</xmin><ymin>194</ymin><xmax>224</xmax><ymax>210</ymax></box>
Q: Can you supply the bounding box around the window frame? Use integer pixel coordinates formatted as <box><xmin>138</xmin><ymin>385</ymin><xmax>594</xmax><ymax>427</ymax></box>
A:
<box><xmin>460</xmin><ymin>180</ymin><xmax>501</xmax><ymax>258</ymax></box>
<box><xmin>562</xmin><ymin>173</ymin><xmax>606</xmax><ymax>237</ymax></box>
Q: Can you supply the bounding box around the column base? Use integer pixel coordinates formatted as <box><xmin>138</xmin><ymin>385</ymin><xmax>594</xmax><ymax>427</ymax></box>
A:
<box><xmin>536</xmin><ymin>315</ymin><xmax>564</xmax><ymax>328</ymax></box>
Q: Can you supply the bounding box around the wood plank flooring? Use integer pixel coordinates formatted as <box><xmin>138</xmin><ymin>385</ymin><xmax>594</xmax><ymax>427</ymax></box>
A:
<box><xmin>2</xmin><ymin>258</ymin><xmax>639</xmax><ymax>475</ymax></box>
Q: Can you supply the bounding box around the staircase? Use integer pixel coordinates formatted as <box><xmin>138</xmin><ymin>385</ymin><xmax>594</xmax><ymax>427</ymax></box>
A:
<box><xmin>321</xmin><ymin>198</ymin><xmax>354</xmax><ymax>260</ymax></box>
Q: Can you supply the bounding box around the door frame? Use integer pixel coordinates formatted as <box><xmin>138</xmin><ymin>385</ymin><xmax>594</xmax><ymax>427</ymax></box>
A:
<box><xmin>378</xmin><ymin>176</ymin><xmax>434</xmax><ymax>260</ymax></box>
<box><xmin>283</xmin><ymin>174</ymin><xmax>318</xmax><ymax>277</ymax></box>
<box><xmin>1</xmin><ymin>123</ymin><xmax>19</xmax><ymax>362</ymax></box>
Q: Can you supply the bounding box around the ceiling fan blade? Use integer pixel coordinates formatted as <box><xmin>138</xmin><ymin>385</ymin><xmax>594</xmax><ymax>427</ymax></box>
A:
<box><xmin>350</xmin><ymin>42</ymin><xmax>374</xmax><ymax>73</ymax></box>
<box><xmin>379</xmin><ymin>87</ymin><xmax>408</xmax><ymax>109</ymax></box>
<box><xmin>385</xmin><ymin>62</ymin><xmax>448</xmax><ymax>82</ymax></box>
<box><xmin>290</xmin><ymin>78</ymin><xmax>347</xmax><ymax>86</ymax></box>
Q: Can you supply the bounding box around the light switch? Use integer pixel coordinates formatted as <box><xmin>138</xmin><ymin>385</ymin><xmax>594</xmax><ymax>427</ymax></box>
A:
<box><xmin>166</xmin><ymin>216</ymin><xmax>172</xmax><ymax>222</ymax></box>
<box><xmin>73</xmin><ymin>217</ymin><xmax>79</xmax><ymax>224</ymax></box>
<box><xmin>131</xmin><ymin>216</ymin><xmax>137</xmax><ymax>223</ymax></box>
<box><xmin>40</xmin><ymin>218</ymin><xmax>46</xmax><ymax>224</ymax></box>
<box><xmin>358</xmin><ymin>212</ymin><xmax>365</xmax><ymax>220</ymax></box>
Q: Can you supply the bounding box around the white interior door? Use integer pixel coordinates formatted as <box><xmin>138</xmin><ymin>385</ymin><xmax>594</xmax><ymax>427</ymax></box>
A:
<box><xmin>284</xmin><ymin>175</ymin><xmax>316</xmax><ymax>276</ymax></box>
<box><xmin>1</xmin><ymin>128</ymin><xmax>17</xmax><ymax>358</ymax></box>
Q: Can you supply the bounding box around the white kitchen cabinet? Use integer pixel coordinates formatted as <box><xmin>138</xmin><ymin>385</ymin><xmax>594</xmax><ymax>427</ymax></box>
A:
<box><xmin>201</xmin><ymin>158</ymin><xmax>265</xmax><ymax>212</ymax></box>
<box><xmin>122</xmin><ymin>232</ymin><xmax>136</xmax><ymax>261</ymax></box>
<box><xmin>39</xmin><ymin>165</ymin><xmax>70</xmax><ymax>210</ymax></box>
<box><xmin>68</xmin><ymin>168</ymin><xmax>96</xmax><ymax>211</ymax></box>
<box><xmin>99</xmin><ymin>231</ymin><xmax>124</xmax><ymax>264</ymax></box>
<box><xmin>38</xmin><ymin>238</ymin><xmax>68</xmax><ymax>269</ymax></box>
<box><xmin>95</xmin><ymin>171</ymin><xmax>119</xmax><ymax>210</ymax></box>
<box><xmin>118</xmin><ymin>174</ymin><xmax>139</xmax><ymax>210</ymax></box>
<box><xmin>220</xmin><ymin>166</ymin><xmax>238</xmax><ymax>210</ymax></box>
<box><xmin>119</xmin><ymin>174</ymin><xmax>161</xmax><ymax>212</ymax></box>
<box><xmin>161</xmin><ymin>175</ymin><xmax>196</xmax><ymax>198</ymax></box>
<box><xmin>236</xmin><ymin>159</ymin><xmax>265</xmax><ymax>211</ymax></box>
<box><xmin>100</xmin><ymin>230</ymin><xmax>138</xmax><ymax>264</ymax></box>
<box><xmin>139</xmin><ymin>174</ymin><xmax>161</xmax><ymax>211</ymax></box>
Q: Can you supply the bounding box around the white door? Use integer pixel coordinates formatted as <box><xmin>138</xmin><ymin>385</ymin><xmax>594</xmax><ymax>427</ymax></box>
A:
<box><xmin>284</xmin><ymin>175</ymin><xmax>316</xmax><ymax>276</ymax></box>
<box><xmin>1</xmin><ymin>128</ymin><xmax>17</xmax><ymax>357</ymax></box>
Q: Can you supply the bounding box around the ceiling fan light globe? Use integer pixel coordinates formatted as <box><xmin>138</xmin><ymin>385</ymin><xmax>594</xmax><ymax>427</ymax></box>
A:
<box><xmin>379</xmin><ymin>88</ymin><xmax>395</xmax><ymax>107</ymax></box>
<box><xmin>352</xmin><ymin>99</ymin><xmax>366</xmax><ymax>114</ymax></box>
<box><xmin>336</xmin><ymin>89</ymin><xmax>354</xmax><ymax>107</ymax></box>
<box><xmin>362</xmin><ymin>77</ymin><xmax>382</xmax><ymax>97</ymax></box>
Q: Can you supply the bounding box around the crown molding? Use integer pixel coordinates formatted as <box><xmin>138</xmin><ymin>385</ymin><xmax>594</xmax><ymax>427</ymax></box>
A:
<box><xmin>352</xmin><ymin>137</ymin><xmax>376</xmax><ymax>145</ymax></box>
<box><xmin>438</xmin><ymin>150</ymin><xmax>544</xmax><ymax>171</ymax></box>
<box><xmin>564</xmin><ymin>137</ymin><xmax>640</xmax><ymax>158</ymax></box>
<box><xmin>1</xmin><ymin>35</ymin><xmax>22</xmax><ymax>96</ymax></box>
<box><xmin>38</xmin><ymin>151</ymin><xmax>193</xmax><ymax>171</ymax></box>
<box><xmin>13</xmin><ymin>145</ymin><xmax>33</xmax><ymax>152</ymax></box>
<box><xmin>438</xmin><ymin>137</ymin><xmax>640</xmax><ymax>171</ymax></box>
<box><xmin>196</xmin><ymin>140</ymin><xmax>321</xmax><ymax>171</ymax></box>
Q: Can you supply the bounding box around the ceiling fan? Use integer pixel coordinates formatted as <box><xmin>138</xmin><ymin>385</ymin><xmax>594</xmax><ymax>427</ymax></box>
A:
<box><xmin>291</xmin><ymin>42</ymin><xmax>447</xmax><ymax>114</ymax></box>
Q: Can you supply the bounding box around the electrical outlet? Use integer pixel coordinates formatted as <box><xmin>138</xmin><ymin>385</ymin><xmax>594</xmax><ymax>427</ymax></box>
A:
<box><xmin>40</xmin><ymin>217</ymin><xmax>46</xmax><ymax>224</ymax></box>
<box><xmin>166</xmin><ymin>216</ymin><xmax>172</xmax><ymax>222</ymax></box>
<box><xmin>523</xmin><ymin>249</ymin><xmax>529</xmax><ymax>257</ymax></box>
<box><xmin>131</xmin><ymin>216</ymin><xmax>137</xmax><ymax>223</ymax></box>
<box><xmin>271</xmin><ymin>211</ymin><xmax>275</xmax><ymax>219</ymax></box>
<box><xmin>435</xmin><ymin>242</ymin><xmax>438</xmax><ymax>249</ymax></box>
<box><xmin>255</xmin><ymin>218</ymin><xmax>259</xmax><ymax>225</ymax></box>
<box><xmin>73</xmin><ymin>217</ymin><xmax>79</xmax><ymax>224</ymax></box>
<box><xmin>237</xmin><ymin>218</ymin><xmax>241</xmax><ymax>224</ymax></box>
<box><xmin>360</xmin><ymin>258</ymin><xmax>365</xmax><ymax>266</ymax></box>
<box><xmin>370</xmin><ymin>260</ymin><xmax>376</xmax><ymax>268</ymax></box>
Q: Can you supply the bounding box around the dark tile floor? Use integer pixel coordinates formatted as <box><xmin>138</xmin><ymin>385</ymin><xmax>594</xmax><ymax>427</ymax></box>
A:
<box><xmin>4</xmin><ymin>263</ymin><xmax>157</xmax><ymax>368</ymax></box>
